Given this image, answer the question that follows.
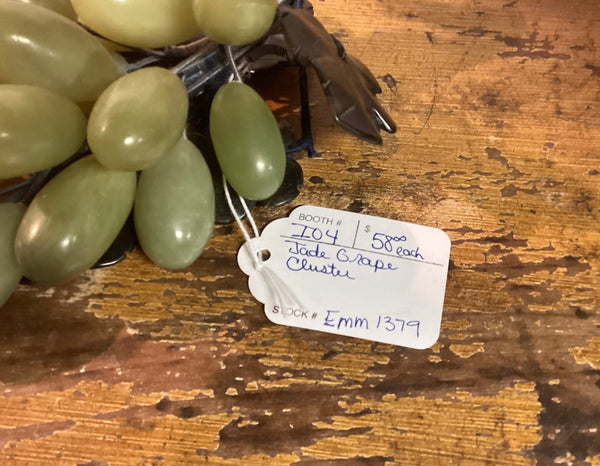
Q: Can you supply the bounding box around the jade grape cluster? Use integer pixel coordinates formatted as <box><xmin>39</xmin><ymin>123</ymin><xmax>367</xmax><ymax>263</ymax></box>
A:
<box><xmin>0</xmin><ymin>0</ymin><xmax>286</xmax><ymax>307</ymax></box>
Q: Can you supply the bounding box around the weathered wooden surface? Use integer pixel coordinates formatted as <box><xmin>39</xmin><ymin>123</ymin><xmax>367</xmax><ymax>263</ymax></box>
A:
<box><xmin>1</xmin><ymin>0</ymin><xmax>600</xmax><ymax>464</ymax></box>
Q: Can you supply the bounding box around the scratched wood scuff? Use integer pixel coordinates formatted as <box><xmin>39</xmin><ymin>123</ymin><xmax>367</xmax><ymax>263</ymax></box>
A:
<box><xmin>1</xmin><ymin>0</ymin><xmax>600</xmax><ymax>464</ymax></box>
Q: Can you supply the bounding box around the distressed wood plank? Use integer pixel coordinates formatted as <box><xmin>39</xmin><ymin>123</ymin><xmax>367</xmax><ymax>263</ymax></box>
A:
<box><xmin>1</xmin><ymin>0</ymin><xmax>599</xmax><ymax>464</ymax></box>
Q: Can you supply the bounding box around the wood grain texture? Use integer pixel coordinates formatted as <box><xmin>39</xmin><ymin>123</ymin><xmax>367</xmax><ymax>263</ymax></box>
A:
<box><xmin>1</xmin><ymin>0</ymin><xmax>599</xmax><ymax>464</ymax></box>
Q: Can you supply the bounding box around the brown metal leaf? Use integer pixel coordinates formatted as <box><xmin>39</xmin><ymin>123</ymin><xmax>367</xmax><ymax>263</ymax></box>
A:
<box><xmin>279</xmin><ymin>6</ymin><xmax>396</xmax><ymax>143</ymax></box>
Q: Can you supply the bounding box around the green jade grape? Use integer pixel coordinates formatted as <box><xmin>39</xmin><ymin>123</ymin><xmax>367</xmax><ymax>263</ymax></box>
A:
<box><xmin>88</xmin><ymin>67</ymin><xmax>189</xmax><ymax>172</ymax></box>
<box><xmin>14</xmin><ymin>156</ymin><xmax>136</xmax><ymax>285</ymax></box>
<box><xmin>0</xmin><ymin>1</ymin><xmax>122</xmax><ymax>103</ymax></box>
<box><xmin>210</xmin><ymin>82</ymin><xmax>286</xmax><ymax>201</ymax></box>
<box><xmin>135</xmin><ymin>139</ymin><xmax>215</xmax><ymax>269</ymax></box>
<box><xmin>71</xmin><ymin>0</ymin><xmax>200</xmax><ymax>49</ymax></box>
<box><xmin>0</xmin><ymin>202</ymin><xmax>26</xmax><ymax>308</ymax></box>
<box><xmin>0</xmin><ymin>84</ymin><xmax>86</xmax><ymax>179</ymax></box>
<box><xmin>193</xmin><ymin>0</ymin><xmax>277</xmax><ymax>45</ymax></box>
<box><xmin>10</xmin><ymin>0</ymin><xmax>77</xmax><ymax>20</ymax></box>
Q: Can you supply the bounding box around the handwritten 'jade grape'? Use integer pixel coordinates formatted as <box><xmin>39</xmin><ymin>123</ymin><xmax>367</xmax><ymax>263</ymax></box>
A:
<box><xmin>71</xmin><ymin>0</ymin><xmax>200</xmax><ymax>49</ymax></box>
<box><xmin>192</xmin><ymin>0</ymin><xmax>277</xmax><ymax>45</ymax></box>
<box><xmin>135</xmin><ymin>139</ymin><xmax>215</xmax><ymax>269</ymax></box>
<box><xmin>0</xmin><ymin>85</ymin><xmax>86</xmax><ymax>179</ymax></box>
<box><xmin>0</xmin><ymin>1</ymin><xmax>121</xmax><ymax>103</ymax></box>
<box><xmin>14</xmin><ymin>156</ymin><xmax>136</xmax><ymax>285</ymax></box>
<box><xmin>88</xmin><ymin>67</ymin><xmax>189</xmax><ymax>172</ymax></box>
<box><xmin>210</xmin><ymin>82</ymin><xmax>285</xmax><ymax>200</ymax></box>
<box><xmin>0</xmin><ymin>203</ymin><xmax>26</xmax><ymax>308</ymax></box>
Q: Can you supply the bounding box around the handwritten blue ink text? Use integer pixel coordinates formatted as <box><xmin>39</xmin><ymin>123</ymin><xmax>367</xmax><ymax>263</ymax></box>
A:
<box><xmin>290</xmin><ymin>222</ymin><xmax>339</xmax><ymax>245</ymax></box>
<box><xmin>323</xmin><ymin>310</ymin><xmax>421</xmax><ymax>338</ymax></box>
<box><xmin>371</xmin><ymin>232</ymin><xmax>424</xmax><ymax>260</ymax></box>
<box><xmin>285</xmin><ymin>239</ymin><xmax>330</xmax><ymax>259</ymax></box>
<box><xmin>286</xmin><ymin>257</ymin><xmax>354</xmax><ymax>280</ymax></box>
<box><xmin>336</xmin><ymin>248</ymin><xmax>397</xmax><ymax>273</ymax></box>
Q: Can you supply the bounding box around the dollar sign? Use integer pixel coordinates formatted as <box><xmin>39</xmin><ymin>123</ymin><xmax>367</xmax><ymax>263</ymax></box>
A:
<box><xmin>364</xmin><ymin>225</ymin><xmax>371</xmax><ymax>233</ymax></box>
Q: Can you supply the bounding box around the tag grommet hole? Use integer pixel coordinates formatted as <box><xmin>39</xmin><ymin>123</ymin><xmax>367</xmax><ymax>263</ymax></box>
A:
<box><xmin>258</xmin><ymin>249</ymin><xmax>271</xmax><ymax>261</ymax></box>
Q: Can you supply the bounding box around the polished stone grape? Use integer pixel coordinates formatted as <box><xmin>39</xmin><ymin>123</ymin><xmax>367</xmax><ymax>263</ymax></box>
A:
<box><xmin>88</xmin><ymin>67</ymin><xmax>189</xmax><ymax>172</ymax></box>
<box><xmin>193</xmin><ymin>0</ymin><xmax>277</xmax><ymax>45</ymax></box>
<box><xmin>135</xmin><ymin>139</ymin><xmax>215</xmax><ymax>269</ymax></box>
<box><xmin>210</xmin><ymin>82</ymin><xmax>286</xmax><ymax>200</ymax></box>
<box><xmin>10</xmin><ymin>0</ymin><xmax>77</xmax><ymax>20</ymax></box>
<box><xmin>0</xmin><ymin>85</ymin><xmax>86</xmax><ymax>179</ymax></box>
<box><xmin>0</xmin><ymin>202</ymin><xmax>26</xmax><ymax>308</ymax></box>
<box><xmin>0</xmin><ymin>1</ymin><xmax>121</xmax><ymax>103</ymax></box>
<box><xmin>71</xmin><ymin>0</ymin><xmax>200</xmax><ymax>49</ymax></box>
<box><xmin>14</xmin><ymin>156</ymin><xmax>136</xmax><ymax>285</ymax></box>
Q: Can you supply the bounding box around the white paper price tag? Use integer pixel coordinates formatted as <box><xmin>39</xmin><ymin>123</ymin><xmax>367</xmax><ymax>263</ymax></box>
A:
<box><xmin>237</xmin><ymin>205</ymin><xmax>451</xmax><ymax>349</ymax></box>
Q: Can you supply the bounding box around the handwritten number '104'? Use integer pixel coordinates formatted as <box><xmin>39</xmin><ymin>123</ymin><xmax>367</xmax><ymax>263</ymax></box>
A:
<box><xmin>291</xmin><ymin>223</ymin><xmax>339</xmax><ymax>245</ymax></box>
